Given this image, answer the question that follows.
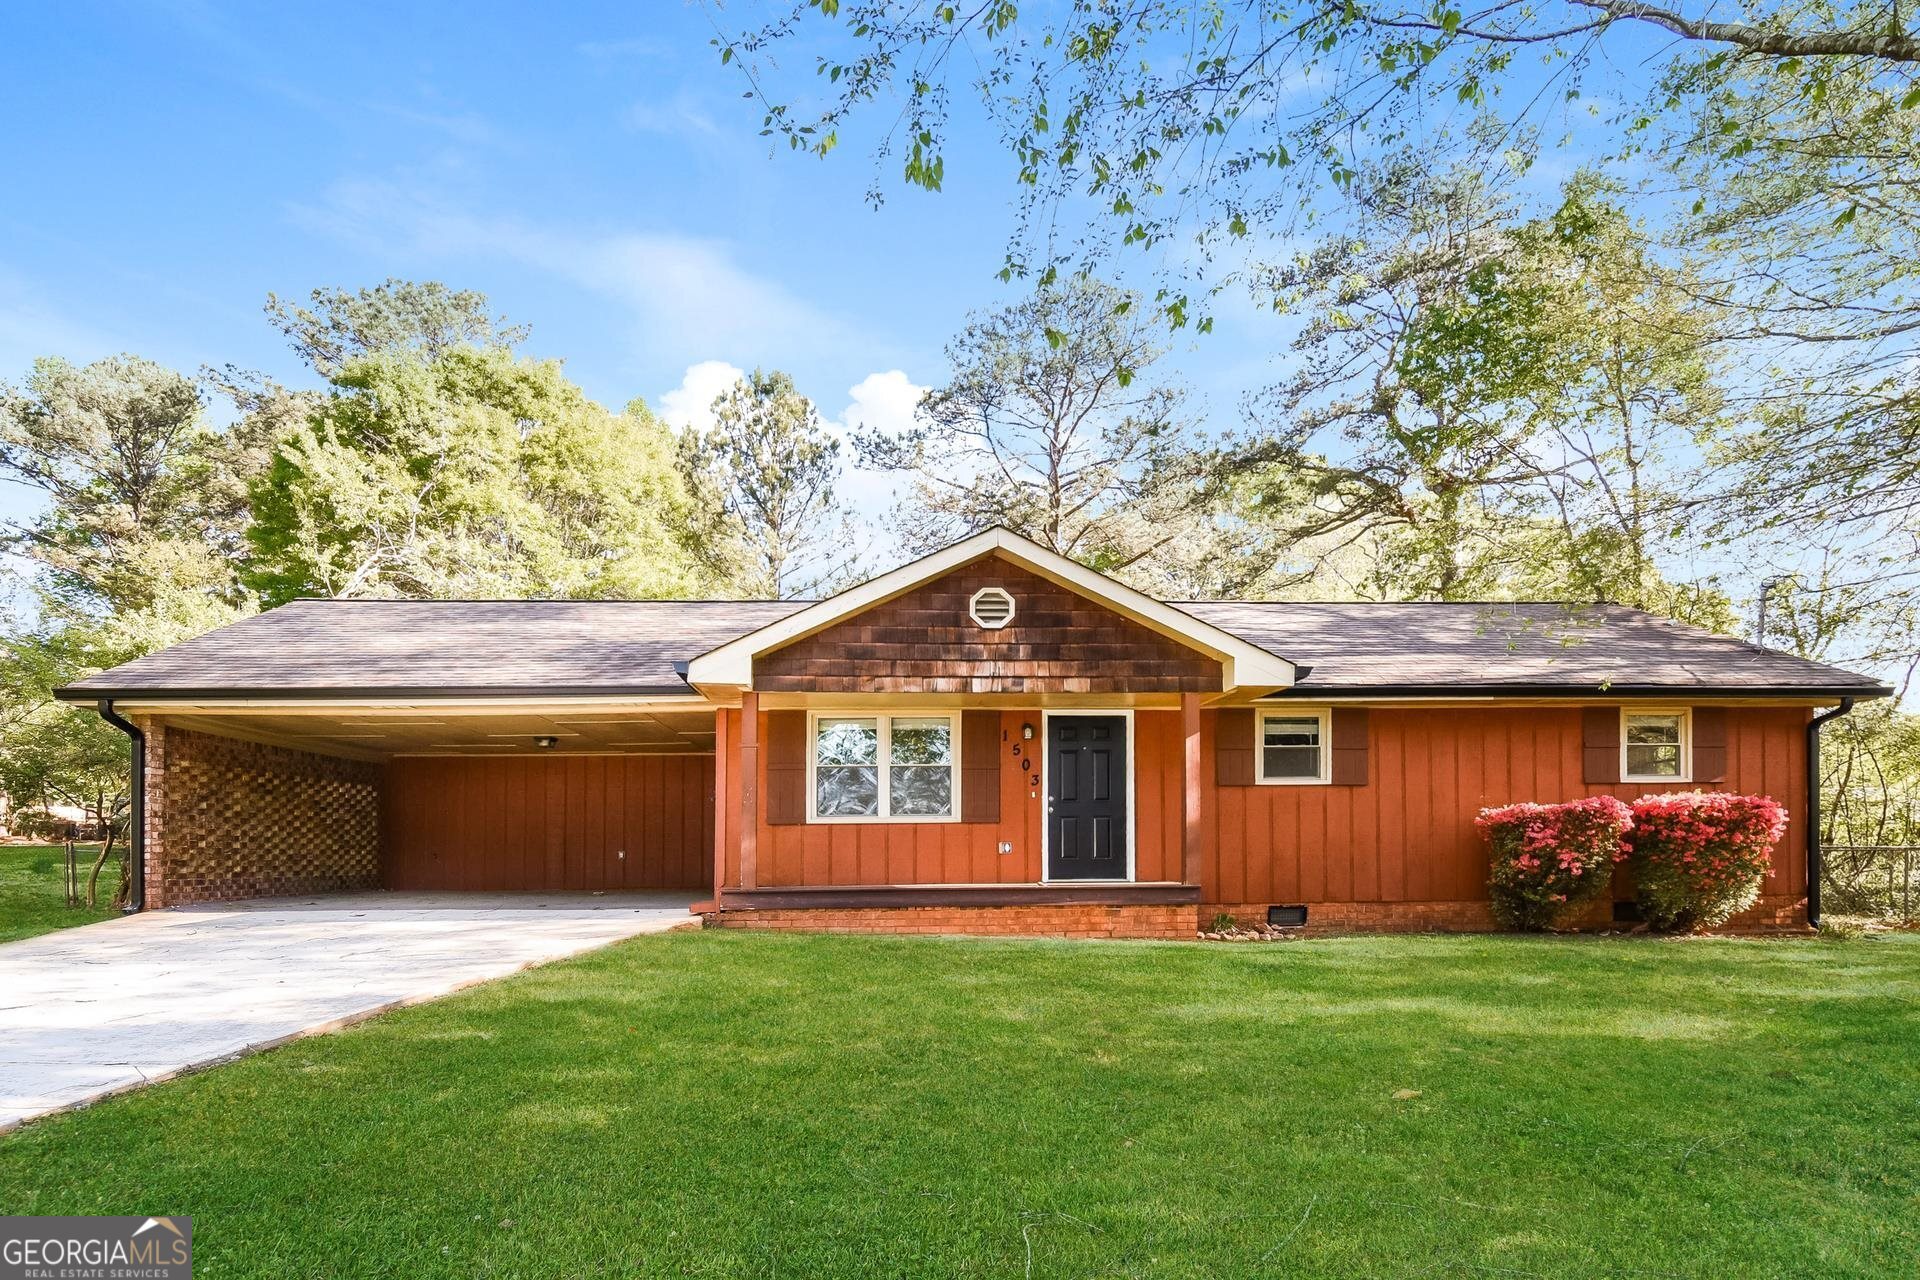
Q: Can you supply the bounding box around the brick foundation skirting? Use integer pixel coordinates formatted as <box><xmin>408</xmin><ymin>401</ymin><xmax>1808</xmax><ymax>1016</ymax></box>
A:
<box><xmin>1724</xmin><ymin>893</ymin><xmax>1810</xmax><ymax>930</ymax></box>
<box><xmin>1203</xmin><ymin>900</ymin><xmax>1498</xmax><ymax>934</ymax></box>
<box><xmin>1210</xmin><ymin>893</ymin><xmax>1809</xmax><ymax>935</ymax></box>
<box><xmin>140</xmin><ymin>722</ymin><xmax>381</xmax><ymax>908</ymax></box>
<box><xmin>706</xmin><ymin>903</ymin><xmax>1200</xmax><ymax>939</ymax></box>
<box><xmin>711</xmin><ymin>892</ymin><xmax>1810</xmax><ymax>939</ymax></box>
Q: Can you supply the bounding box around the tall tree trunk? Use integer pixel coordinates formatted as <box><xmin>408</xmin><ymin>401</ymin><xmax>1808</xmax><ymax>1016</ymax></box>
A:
<box><xmin>86</xmin><ymin>826</ymin><xmax>119</xmax><ymax>908</ymax></box>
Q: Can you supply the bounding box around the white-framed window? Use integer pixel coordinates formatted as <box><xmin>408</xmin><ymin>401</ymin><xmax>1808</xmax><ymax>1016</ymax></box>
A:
<box><xmin>1621</xmin><ymin>708</ymin><xmax>1691</xmax><ymax>782</ymax></box>
<box><xmin>1257</xmin><ymin>708</ymin><xmax>1331</xmax><ymax>785</ymax></box>
<box><xmin>809</xmin><ymin>712</ymin><xmax>960</xmax><ymax>822</ymax></box>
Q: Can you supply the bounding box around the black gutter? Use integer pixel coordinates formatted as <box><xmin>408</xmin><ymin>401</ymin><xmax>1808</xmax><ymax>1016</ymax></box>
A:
<box><xmin>1261</xmin><ymin>684</ymin><xmax>1894</xmax><ymax>700</ymax></box>
<box><xmin>1805</xmin><ymin>697</ymin><xmax>1856</xmax><ymax>929</ymax></box>
<box><xmin>94</xmin><ymin>700</ymin><xmax>144</xmax><ymax>914</ymax></box>
<box><xmin>52</xmin><ymin>683</ymin><xmax>700</xmax><ymax>703</ymax></box>
<box><xmin>53</xmin><ymin>682</ymin><xmax>1895</xmax><ymax>704</ymax></box>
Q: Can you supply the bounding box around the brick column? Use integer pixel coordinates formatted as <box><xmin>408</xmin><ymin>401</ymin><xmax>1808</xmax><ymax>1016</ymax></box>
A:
<box><xmin>138</xmin><ymin>718</ymin><xmax>170</xmax><ymax>908</ymax></box>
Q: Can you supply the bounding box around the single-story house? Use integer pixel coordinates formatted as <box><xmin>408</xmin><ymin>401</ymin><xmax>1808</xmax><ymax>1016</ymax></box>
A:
<box><xmin>57</xmin><ymin>527</ymin><xmax>1889</xmax><ymax>936</ymax></box>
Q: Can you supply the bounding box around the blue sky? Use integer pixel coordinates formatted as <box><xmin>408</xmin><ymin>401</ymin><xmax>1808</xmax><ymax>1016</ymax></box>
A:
<box><xmin>0</xmin><ymin>1</ymin><xmax>1640</xmax><ymax>556</ymax></box>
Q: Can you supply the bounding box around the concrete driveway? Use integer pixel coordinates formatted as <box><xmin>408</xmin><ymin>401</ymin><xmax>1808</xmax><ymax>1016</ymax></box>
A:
<box><xmin>0</xmin><ymin>892</ymin><xmax>695</xmax><ymax>1132</ymax></box>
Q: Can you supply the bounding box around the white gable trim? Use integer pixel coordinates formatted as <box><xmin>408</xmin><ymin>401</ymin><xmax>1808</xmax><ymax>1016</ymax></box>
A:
<box><xmin>685</xmin><ymin>527</ymin><xmax>1297</xmax><ymax>694</ymax></box>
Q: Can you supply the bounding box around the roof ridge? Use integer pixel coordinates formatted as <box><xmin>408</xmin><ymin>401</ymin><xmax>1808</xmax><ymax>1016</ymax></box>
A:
<box><xmin>284</xmin><ymin>597</ymin><xmax>811</xmax><ymax>605</ymax></box>
<box><xmin>1173</xmin><ymin>599</ymin><xmax>1624</xmax><ymax>607</ymax></box>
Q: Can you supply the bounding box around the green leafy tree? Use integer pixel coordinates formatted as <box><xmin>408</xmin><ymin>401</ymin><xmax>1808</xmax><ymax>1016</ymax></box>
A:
<box><xmin>718</xmin><ymin>0</ymin><xmax>1916</xmax><ymax>664</ymax></box>
<box><xmin>0</xmin><ymin>355</ymin><xmax>258</xmax><ymax>887</ymax></box>
<box><xmin>247</xmin><ymin>346</ymin><xmax>710</xmax><ymax>601</ymax></box>
<box><xmin>1238</xmin><ymin>159</ymin><xmax>1734</xmax><ymax>621</ymax></box>
<box><xmin>1238</xmin><ymin>158</ymin><xmax>1560</xmax><ymax>600</ymax></box>
<box><xmin>1656</xmin><ymin>50</ymin><xmax>1920</xmax><ymax>665</ymax></box>
<box><xmin>718</xmin><ymin>1</ymin><xmax>1918</xmax><ymax>326</ymax></box>
<box><xmin>264</xmin><ymin>278</ymin><xmax>530</xmax><ymax>379</ymax></box>
<box><xmin>678</xmin><ymin>369</ymin><xmax>858</xmax><ymax>598</ymax></box>
<box><xmin>859</xmin><ymin>280</ymin><xmax>1202</xmax><ymax>568</ymax></box>
<box><xmin>0</xmin><ymin>355</ymin><xmax>256</xmax><ymax>622</ymax></box>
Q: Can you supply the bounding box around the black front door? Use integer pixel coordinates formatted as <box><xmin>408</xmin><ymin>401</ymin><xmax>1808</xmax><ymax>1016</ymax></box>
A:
<box><xmin>1047</xmin><ymin>715</ymin><xmax>1129</xmax><ymax>880</ymax></box>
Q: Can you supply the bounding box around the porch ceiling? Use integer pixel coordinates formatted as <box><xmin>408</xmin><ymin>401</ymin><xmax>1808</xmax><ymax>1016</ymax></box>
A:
<box><xmin>145</xmin><ymin>706</ymin><xmax>717</xmax><ymax>760</ymax></box>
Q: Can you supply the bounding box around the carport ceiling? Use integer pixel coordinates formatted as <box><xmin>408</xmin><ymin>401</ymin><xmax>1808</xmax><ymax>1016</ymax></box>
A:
<box><xmin>153</xmin><ymin>707</ymin><xmax>717</xmax><ymax>759</ymax></box>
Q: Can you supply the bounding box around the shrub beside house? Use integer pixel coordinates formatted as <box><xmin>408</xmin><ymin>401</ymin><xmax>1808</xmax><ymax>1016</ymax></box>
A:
<box><xmin>1627</xmin><ymin>792</ymin><xmax>1790</xmax><ymax>930</ymax></box>
<box><xmin>1478</xmin><ymin>797</ymin><xmax>1634</xmax><ymax>930</ymax></box>
<box><xmin>1477</xmin><ymin>791</ymin><xmax>1792</xmax><ymax>933</ymax></box>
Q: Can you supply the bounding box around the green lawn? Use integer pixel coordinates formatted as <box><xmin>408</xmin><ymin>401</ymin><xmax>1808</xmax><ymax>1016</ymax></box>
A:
<box><xmin>0</xmin><ymin>843</ymin><xmax>118</xmax><ymax>943</ymax></box>
<box><xmin>3</xmin><ymin>930</ymin><xmax>1917</xmax><ymax>1277</ymax></box>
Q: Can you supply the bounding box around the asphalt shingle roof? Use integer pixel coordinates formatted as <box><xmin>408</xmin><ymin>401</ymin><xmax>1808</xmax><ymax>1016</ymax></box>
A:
<box><xmin>1176</xmin><ymin>601</ymin><xmax>1885</xmax><ymax>694</ymax></box>
<box><xmin>59</xmin><ymin>600</ymin><xmax>808</xmax><ymax>698</ymax></box>
<box><xmin>58</xmin><ymin>596</ymin><xmax>1887</xmax><ymax>700</ymax></box>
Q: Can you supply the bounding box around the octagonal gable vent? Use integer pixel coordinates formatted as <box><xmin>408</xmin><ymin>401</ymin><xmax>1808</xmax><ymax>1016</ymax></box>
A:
<box><xmin>968</xmin><ymin>586</ymin><xmax>1016</xmax><ymax>629</ymax></box>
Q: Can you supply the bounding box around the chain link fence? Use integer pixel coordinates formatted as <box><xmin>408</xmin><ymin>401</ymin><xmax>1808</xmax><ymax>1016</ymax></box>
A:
<box><xmin>1822</xmin><ymin>846</ymin><xmax>1920</xmax><ymax>921</ymax></box>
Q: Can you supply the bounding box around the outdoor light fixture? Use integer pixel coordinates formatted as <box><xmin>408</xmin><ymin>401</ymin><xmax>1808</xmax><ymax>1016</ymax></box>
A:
<box><xmin>533</xmin><ymin>735</ymin><xmax>559</xmax><ymax>749</ymax></box>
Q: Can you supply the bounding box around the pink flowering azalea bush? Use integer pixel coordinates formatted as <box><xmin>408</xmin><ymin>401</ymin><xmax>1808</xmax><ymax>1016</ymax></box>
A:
<box><xmin>1628</xmin><ymin>792</ymin><xmax>1789</xmax><ymax>931</ymax></box>
<box><xmin>1476</xmin><ymin>796</ymin><xmax>1634</xmax><ymax>931</ymax></box>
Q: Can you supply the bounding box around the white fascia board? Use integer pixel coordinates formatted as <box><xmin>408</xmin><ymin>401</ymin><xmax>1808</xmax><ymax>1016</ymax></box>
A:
<box><xmin>685</xmin><ymin>526</ymin><xmax>1296</xmax><ymax>693</ymax></box>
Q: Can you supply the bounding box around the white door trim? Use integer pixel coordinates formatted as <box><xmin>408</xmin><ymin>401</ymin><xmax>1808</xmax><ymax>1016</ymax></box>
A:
<box><xmin>1039</xmin><ymin>708</ymin><xmax>1137</xmax><ymax>884</ymax></box>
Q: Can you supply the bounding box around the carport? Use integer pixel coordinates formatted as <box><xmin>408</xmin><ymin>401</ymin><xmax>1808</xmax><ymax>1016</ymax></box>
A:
<box><xmin>124</xmin><ymin>698</ymin><xmax>719</xmax><ymax>901</ymax></box>
<box><xmin>52</xmin><ymin>598</ymin><xmax>800</xmax><ymax>910</ymax></box>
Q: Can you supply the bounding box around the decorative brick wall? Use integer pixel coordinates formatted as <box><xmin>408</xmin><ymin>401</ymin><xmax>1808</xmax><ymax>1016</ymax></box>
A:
<box><xmin>140</xmin><ymin>721</ymin><xmax>381</xmax><ymax>907</ymax></box>
<box><xmin>706</xmin><ymin>903</ymin><xmax>1200</xmax><ymax>939</ymax></box>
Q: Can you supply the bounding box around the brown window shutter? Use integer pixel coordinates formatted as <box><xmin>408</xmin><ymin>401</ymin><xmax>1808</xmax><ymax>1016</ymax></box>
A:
<box><xmin>1330</xmin><ymin>707</ymin><xmax>1370</xmax><ymax>786</ymax></box>
<box><xmin>1215</xmin><ymin>708</ymin><xmax>1256</xmax><ymax>786</ymax></box>
<box><xmin>1692</xmin><ymin>706</ymin><xmax>1729</xmax><ymax>783</ymax></box>
<box><xmin>960</xmin><ymin>710</ymin><xmax>1001</xmax><ymax>824</ymax></box>
<box><xmin>764</xmin><ymin>710</ymin><xmax>808</xmax><ymax>825</ymax></box>
<box><xmin>1582</xmin><ymin>706</ymin><xmax>1621</xmax><ymax>785</ymax></box>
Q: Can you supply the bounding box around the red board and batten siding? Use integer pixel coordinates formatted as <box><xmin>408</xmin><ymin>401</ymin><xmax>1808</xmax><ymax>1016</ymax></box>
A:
<box><xmin>720</xmin><ymin>704</ymin><xmax>1810</xmax><ymax>912</ymax></box>
<box><xmin>1200</xmin><ymin>704</ymin><xmax>1809</xmax><ymax>911</ymax></box>
<box><xmin>719</xmin><ymin>708</ymin><xmax>1188</xmax><ymax>888</ymax></box>
<box><xmin>384</xmin><ymin>755</ymin><xmax>713</xmax><ymax>891</ymax></box>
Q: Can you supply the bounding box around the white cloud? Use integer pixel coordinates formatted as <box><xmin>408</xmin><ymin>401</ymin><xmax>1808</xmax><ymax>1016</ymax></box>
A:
<box><xmin>828</xmin><ymin>370</ymin><xmax>928</xmax><ymax>528</ymax></box>
<box><xmin>837</xmin><ymin>370</ymin><xmax>925</xmax><ymax>440</ymax></box>
<box><xmin>288</xmin><ymin>178</ymin><xmax>853</xmax><ymax>370</ymax></box>
<box><xmin>655</xmin><ymin>361</ymin><xmax>924</xmax><ymax>549</ymax></box>
<box><xmin>658</xmin><ymin>359</ymin><xmax>745</xmax><ymax>433</ymax></box>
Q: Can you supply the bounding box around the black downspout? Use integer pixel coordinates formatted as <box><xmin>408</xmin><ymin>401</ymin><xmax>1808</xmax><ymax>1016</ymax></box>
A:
<box><xmin>95</xmin><ymin>700</ymin><xmax>144</xmax><ymax>914</ymax></box>
<box><xmin>1805</xmin><ymin>697</ymin><xmax>1855</xmax><ymax>930</ymax></box>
